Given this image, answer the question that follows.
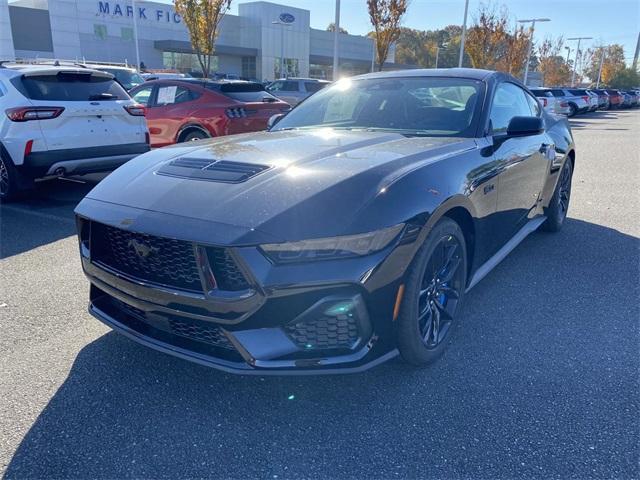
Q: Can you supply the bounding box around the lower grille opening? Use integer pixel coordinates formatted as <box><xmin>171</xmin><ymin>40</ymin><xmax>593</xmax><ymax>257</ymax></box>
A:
<box><xmin>285</xmin><ymin>315</ymin><xmax>360</xmax><ymax>351</ymax></box>
<box><xmin>92</xmin><ymin>287</ymin><xmax>243</xmax><ymax>362</ymax></box>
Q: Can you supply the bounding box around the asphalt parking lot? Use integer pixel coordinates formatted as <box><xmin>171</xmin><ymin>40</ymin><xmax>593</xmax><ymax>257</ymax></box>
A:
<box><xmin>1</xmin><ymin>110</ymin><xmax>638</xmax><ymax>479</ymax></box>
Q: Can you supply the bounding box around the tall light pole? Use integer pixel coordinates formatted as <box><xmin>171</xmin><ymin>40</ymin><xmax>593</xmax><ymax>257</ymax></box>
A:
<box><xmin>131</xmin><ymin>0</ymin><xmax>141</xmax><ymax>71</ymax></box>
<box><xmin>272</xmin><ymin>20</ymin><xmax>291</xmax><ymax>79</ymax></box>
<box><xmin>596</xmin><ymin>46</ymin><xmax>606</xmax><ymax>88</ymax></box>
<box><xmin>332</xmin><ymin>0</ymin><xmax>340</xmax><ymax>80</ymax></box>
<box><xmin>567</xmin><ymin>36</ymin><xmax>592</xmax><ymax>87</ymax></box>
<box><xmin>458</xmin><ymin>0</ymin><xmax>469</xmax><ymax>68</ymax></box>
<box><xmin>564</xmin><ymin>46</ymin><xmax>571</xmax><ymax>64</ymax></box>
<box><xmin>518</xmin><ymin>18</ymin><xmax>550</xmax><ymax>86</ymax></box>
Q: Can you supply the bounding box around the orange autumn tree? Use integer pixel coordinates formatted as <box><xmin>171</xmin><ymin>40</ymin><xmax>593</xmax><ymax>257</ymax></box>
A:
<box><xmin>174</xmin><ymin>0</ymin><xmax>232</xmax><ymax>78</ymax></box>
<box><xmin>465</xmin><ymin>4</ymin><xmax>530</xmax><ymax>76</ymax></box>
<box><xmin>538</xmin><ymin>37</ymin><xmax>572</xmax><ymax>86</ymax></box>
<box><xmin>367</xmin><ymin>0</ymin><xmax>409</xmax><ymax>71</ymax></box>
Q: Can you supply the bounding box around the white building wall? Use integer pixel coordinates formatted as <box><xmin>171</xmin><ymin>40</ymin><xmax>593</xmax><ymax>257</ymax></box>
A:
<box><xmin>239</xmin><ymin>1</ymin><xmax>310</xmax><ymax>81</ymax></box>
<box><xmin>0</xmin><ymin>0</ymin><xmax>16</xmax><ymax>60</ymax></box>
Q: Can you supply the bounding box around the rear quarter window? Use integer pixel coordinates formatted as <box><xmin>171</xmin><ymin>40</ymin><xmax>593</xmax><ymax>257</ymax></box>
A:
<box><xmin>208</xmin><ymin>83</ymin><xmax>279</xmax><ymax>102</ymax></box>
<box><xmin>13</xmin><ymin>72</ymin><xmax>129</xmax><ymax>101</ymax></box>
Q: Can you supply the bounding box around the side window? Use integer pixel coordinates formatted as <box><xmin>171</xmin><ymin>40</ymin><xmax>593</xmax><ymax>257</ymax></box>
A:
<box><xmin>155</xmin><ymin>85</ymin><xmax>194</xmax><ymax>106</ymax></box>
<box><xmin>525</xmin><ymin>91</ymin><xmax>541</xmax><ymax>116</ymax></box>
<box><xmin>304</xmin><ymin>82</ymin><xmax>325</xmax><ymax>93</ymax></box>
<box><xmin>281</xmin><ymin>81</ymin><xmax>299</xmax><ymax>92</ymax></box>
<box><xmin>268</xmin><ymin>81</ymin><xmax>284</xmax><ymax>92</ymax></box>
<box><xmin>489</xmin><ymin>82</ymin><xmax>533</xmax><ymax>133</ymax></box>
<box><xmin>132</xmin><ymin>86</ymin><xmax>153</xmax><ymax>106</ymax></box>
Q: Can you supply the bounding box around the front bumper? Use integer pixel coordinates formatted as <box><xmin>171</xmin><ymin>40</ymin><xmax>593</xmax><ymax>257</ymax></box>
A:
<box><xmin>76</xmin><ymin>210</ymin><xmax>414</xmax><ymax>374</ymax></box>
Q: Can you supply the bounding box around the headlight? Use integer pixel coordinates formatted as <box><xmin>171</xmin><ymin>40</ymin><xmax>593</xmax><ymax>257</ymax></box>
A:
<box><xmin>260</xmin><ymin>224</ymin><xmax>404</xmax><ymax>264</ymax></box>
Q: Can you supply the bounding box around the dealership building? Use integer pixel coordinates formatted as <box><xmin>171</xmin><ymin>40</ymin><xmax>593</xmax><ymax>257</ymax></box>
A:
<box><xmin>2</xmin><ymin>0</ymin><xmax>398</xmax><ymax>80</ymax></box>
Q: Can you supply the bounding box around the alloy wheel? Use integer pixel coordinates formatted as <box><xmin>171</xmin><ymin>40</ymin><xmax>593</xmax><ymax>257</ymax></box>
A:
<box><xmin>558</xmin><ymin>163</ymin><xmax>572</xmax><ymax>216</ymax></box>
<box><xmin>417</xmin><ymin>234</ymin><xmax>464</xmax><ymax>348</ymax></box>
<box><xmin>0</xmin><ymin>157</ymin><xmax>9</xmax><ymax>196</ymax></box>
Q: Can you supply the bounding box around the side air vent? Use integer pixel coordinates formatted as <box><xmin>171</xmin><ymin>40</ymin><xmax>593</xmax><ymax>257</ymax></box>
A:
<box><xmin>157</xmin><ymin>158</ymin><xmax>270</xmax><ymax>183</ymax></box>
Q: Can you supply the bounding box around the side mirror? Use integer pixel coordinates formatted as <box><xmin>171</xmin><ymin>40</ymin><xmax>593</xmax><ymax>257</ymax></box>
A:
<box><xmin>267</xmin><ymin>113</ymin><xmax>285</xmax><ymax>129</ymax></box>
<box><xmin>506</xmin><ymin>116</ymin><xmax>544</xmax><ymax>137</ymax></box>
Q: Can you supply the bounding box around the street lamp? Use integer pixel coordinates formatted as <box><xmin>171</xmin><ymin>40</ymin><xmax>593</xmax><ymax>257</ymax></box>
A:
<box><xmin>596</xmin><ymin>45</ymin><xmax>607</xmax><ymax>88</ymax></box>
<box><xmin>458</xmin><ymin>0</ymin><xmax>469</xmax><ymax>68</ymax></box>
<box><xmin>272</xmin><ymin>20</ymin><xmax>292</xmax><ymax>79</ymax></box>
<box><xmin>564</xmin><ymin>46</ymin><xmax>571</xmax><ymax>64</ymax></box>
<box><xmin>518</xmin><ymin>18</ymin><xmax>550</xmax><ymax>86</ymax></box>
<box><xmin>567</xmin><ymin>36</ymin><xmax>593</xmax><ymax>86</ymax></box>
<box><xmin>332</xmin><ymin>0</ymin><xmax>340</xmax><ymax>80</ymax></box>
<box><xmin>435</xmin><ymin>42</ymin><xmax>448</xmax><ymax>68</ymax></box>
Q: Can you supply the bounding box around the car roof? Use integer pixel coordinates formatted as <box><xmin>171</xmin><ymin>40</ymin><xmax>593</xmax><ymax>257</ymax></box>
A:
<box><xmin>0</xmin><ymin>64</ymin><xmax>110</xmax><ymax>77</ymax></box>
<box><xmin>85</xmin><ymin>64</ymin><xmax>136</xmax><ymax>71</ymax></box>
<box><xmin>355</xmin><ymin>68</ymin><xmax>496</xmax><ymax>81</ymax></box>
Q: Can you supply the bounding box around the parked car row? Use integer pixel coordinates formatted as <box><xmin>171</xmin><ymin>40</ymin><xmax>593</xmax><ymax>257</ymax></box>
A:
<box><xmin>530</xmin><ymin>86</ymin><xmax>640</xmax><ymax>116</ymax></box>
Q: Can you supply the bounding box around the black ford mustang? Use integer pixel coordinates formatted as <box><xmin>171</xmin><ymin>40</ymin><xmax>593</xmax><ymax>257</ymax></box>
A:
<box><xmin>75</xmin><ymin>69</ymin><xmax>575</xmax><ymax>374</ymax></box>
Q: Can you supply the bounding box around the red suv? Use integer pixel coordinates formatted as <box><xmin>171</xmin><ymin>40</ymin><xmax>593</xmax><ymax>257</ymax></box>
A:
<box><xmin>129</xmin><ymin>79</ymin><xmax>290</xmax><ymax>147</ymax></box>
<box><xmin>605</xmin><ymin>89</ymin><xmax>623</xmax><ymax>109</ymax></box>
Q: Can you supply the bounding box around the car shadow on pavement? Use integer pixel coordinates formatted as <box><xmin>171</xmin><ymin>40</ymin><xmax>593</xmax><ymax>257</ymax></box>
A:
<box><xmin>4</xmin><ymin>218</ymin><xmax>640</xmax><ymax>479</ymax></box>
<box><xmin>0</xmin><ymin>176</ymin><xmax>101</xmax><ymax>259</ymax></box>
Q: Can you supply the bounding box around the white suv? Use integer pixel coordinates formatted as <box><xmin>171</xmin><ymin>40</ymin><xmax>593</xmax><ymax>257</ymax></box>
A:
<box><xmin>0</xmin><ymin>64</ymin><xmax>149</xmax><ymax>200</ymax></box>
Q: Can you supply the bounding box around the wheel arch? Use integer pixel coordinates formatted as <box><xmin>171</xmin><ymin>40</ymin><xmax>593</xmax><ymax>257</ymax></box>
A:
<box><xmin>176</xmin><ymin>123</ymin><xmax>212</xmax><ymax>143</ymax></box>
<box><xmin>420</xmin><ymin>196</ymin><xmax>477</xmax><ymax>281</ymax></box>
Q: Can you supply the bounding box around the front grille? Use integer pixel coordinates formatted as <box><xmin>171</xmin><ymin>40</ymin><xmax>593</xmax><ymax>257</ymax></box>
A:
<box><xmin>91</xmin><ymin>222</ymin><xmax>203</xmax><ymax>292</ymax></box>
<box><xmin>90</xmin><ymin>222</ymin><xmax>251</xmax><ymax>293</ymax></box>
<box><xmin>285</xmin><ymin>316</ymin><xmax>359</xmax><ymax>350</ymax></box>
<box><xmin>207</xmin><ymin>247</ymin><xmax>250</xmax><ymax>291</ymax></box>
<box><xmin>168</xmin><ymin>319</ymin><xmax>234</xmax><ymax>350</ymax></box>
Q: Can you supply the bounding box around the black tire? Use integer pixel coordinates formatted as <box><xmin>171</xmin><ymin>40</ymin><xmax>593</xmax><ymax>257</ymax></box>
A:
<box><xmin>397</xmin><ymin>217</ymin><xmax>468</xmax><ymax>366</ymax></box>
<box><xmin>568</xmin><ymin>103</ymin><xmax>577</xmax><ymax>117</ymax></box>
<box><xmin>180</xmin><ymin>130</ymin><xmax>209</xmax><ymax>143</ymax></box>
<box><xmin>0</xmin><ymin>152</ymin><xmax>33</xmax><ymax>202</ymax></box>
<box><xmin>541</xmin><ymin>159</ymin><xmax>573</xmax><ymax>232</ymax></box>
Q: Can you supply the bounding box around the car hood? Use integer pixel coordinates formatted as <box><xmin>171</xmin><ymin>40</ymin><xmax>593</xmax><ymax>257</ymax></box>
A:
<box><xmin>80</xmin><ymin>129</ymin><xmax>474</xmax><ymax>243</ymax></box>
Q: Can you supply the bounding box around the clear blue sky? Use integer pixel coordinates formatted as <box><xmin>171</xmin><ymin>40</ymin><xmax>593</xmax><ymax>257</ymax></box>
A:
<box><xmin>167</xmin><ymin>0</ymin><xmax>640</xmax><ymax>64</ymax></box>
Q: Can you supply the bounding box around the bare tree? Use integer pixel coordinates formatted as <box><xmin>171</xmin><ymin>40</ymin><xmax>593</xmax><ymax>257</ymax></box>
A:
<box><xmin>367</xmin><ymin>0</ymin><xmax>409</xmax><ymax>71</ymax></box>
<box><xmin>174</xmin><ymin>0</ymin><xmax>232</xmax><ymax>78</ymax></box>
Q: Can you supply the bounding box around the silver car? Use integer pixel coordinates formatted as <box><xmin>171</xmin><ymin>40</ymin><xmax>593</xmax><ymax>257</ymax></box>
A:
<box><xmin>266</xmin><ymin>78</ymin><xmax>330</xmax><ymax>106</ymax></box>
<box><xmin>546</xmin><ymin>88</ymin><xmax>590</xmax><ymax>116</ymax></box>
<box><xmin>530</xmin><ymin>88</ymin><xmax>571</xmax><ymax>116</ymax></box>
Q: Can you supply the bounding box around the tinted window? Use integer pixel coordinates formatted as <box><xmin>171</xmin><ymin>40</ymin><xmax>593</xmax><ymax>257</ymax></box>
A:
<box><xmin>531</xmin><ymin>90</ymin><xmax>551</xmax><ymax>98</ymax></box>
<box><xmin>490</xmin><ymin>82</ymin><xmax>533</xmax><ymax>133</ymax></box>
<box><xmin>132</xmin><ymin>86</ymin><xmax>153</xmax><ymax>106</ymax></box>
<box><xmin>569</xmin><ymin>89</ymin><xmax>587</xmax><ymax>96</ymax></box>
<box><xmin>16</xmin><ymin>72</ymin><xmax>128</xmax><ymax>101</ymax></box>
<box><xmin>549</xmin><ymin>89</ymin><xmax>565</xmax><ymax>97</ymax></box>
<box><xmin>304</xmin><ymin>82</ymin><xmax>327</xmax><ymax>93</ymax></box>
<box><xmin>525</xmin><ymin>91</ymin><xmax>541</xmax><ymax>116</ymax></box>
<box><xmin>155</xmin><ymin>85</ymin><xmax>194</xmax><ymax>106</ymax></box>
<box><xmin>274</xmin><ymin>77</ymin><xmax>482</xmax><ymax>137</ymax></box>
<box><xmin>215</xmin><ymin>83</ymin><xmax>279</xmax><ymax>102</ymax></box>
<box><xmin>100</xmin><ymin>68</ymin><xmax>144</xmax><ymax>90</ymax></box>
<box><xmin>269</xmin><ymin>81</ymin><xmax>298</xmax><ymax>92</ymax></box>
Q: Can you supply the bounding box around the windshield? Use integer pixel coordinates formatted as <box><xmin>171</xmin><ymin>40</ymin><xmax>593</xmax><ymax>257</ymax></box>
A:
<box><xmin>272</xmin><ymin>76</ymin><xmax>482</xmax><ymax>137</ymax></box>
<box><xmin>101</xmin><ymin>68</ymin><xmax>144</xmax><ymax>90</ymax></box>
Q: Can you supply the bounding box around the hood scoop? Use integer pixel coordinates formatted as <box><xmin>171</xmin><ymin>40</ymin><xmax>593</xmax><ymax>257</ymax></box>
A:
<box><xmin>157</xmin><ymin>157</ymin><xmax>270</xmax><ymax>183</ymax></box>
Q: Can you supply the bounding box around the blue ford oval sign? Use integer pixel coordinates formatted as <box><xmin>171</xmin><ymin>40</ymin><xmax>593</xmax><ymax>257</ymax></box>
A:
<box><xmin>279</xmin><ymin>13</ymin><xmax>295</xmax><ymax>23</ymax></box>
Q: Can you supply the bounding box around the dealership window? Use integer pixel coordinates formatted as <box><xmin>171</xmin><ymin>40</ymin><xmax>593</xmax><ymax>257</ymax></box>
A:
<box><xmin>162</xmin><ymin>52</ymin><xmax>218</xmax><ymax>75</ymax></box>
<box><xmin>94</xmin><ymin>24</ymin><xmax>107</xmax><ymax>41</ymax></box>
<box><xmin>121</xmin><ymin>27</ymin><xmax>133</xmax><ymax>42</ymax></box>
<box><xmin>242</xmin><ymin>57</ymin><xmax>256</xmax><ymax>80</ymax></box>
<box><xmin>274</xmin><ymin>58</ymin><xmax>299</xmax><ymax>79</ymax></box>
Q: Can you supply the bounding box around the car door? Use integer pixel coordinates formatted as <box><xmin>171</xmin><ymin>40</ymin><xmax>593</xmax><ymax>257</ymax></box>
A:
<box><xmin>145</xmin><ymin>83</ymin><xmax>199</xmax><ymax>147</ymax></box>
<box><xmin>490</xmin><ymin>82</ymin><xmax>550</xmax><ymax>241</ymax></box>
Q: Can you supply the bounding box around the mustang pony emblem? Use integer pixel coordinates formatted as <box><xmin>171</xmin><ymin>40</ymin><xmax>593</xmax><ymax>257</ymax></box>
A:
<box><xmin>128</xmin><ymin>239</ymin><xmax>158</xmax><ymax>259</ymax></box>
